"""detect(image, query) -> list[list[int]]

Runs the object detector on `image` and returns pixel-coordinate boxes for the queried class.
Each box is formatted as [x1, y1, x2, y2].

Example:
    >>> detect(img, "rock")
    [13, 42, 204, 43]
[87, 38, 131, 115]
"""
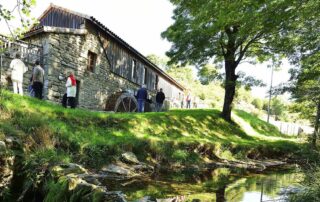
[4, 138, 13, 144]
[157, 195, 186, 202]
[101, 164, 133, 176]
[132, 164, 154, 173]
[47, 174, 127, 202]
[134, 196, 157, 202]
[51, 163, 88, 177]
[0, 141, 6, 152]
[77, 173, 102, 186]
[103, 191, 127, 202]
[121, 152, 140, 164]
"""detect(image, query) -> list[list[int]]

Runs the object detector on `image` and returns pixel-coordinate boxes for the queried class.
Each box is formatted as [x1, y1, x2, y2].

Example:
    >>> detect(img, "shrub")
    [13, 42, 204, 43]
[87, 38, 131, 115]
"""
[252, 98, 263, 110]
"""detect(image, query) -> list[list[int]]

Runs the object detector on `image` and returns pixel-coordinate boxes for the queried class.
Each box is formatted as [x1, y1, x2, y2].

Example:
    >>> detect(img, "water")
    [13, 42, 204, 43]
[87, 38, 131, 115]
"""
[104, 167, 304, 202]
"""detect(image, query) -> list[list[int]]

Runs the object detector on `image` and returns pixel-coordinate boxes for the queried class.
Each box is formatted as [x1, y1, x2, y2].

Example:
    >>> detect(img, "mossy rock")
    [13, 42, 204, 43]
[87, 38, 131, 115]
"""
[51, 163, 87, 177]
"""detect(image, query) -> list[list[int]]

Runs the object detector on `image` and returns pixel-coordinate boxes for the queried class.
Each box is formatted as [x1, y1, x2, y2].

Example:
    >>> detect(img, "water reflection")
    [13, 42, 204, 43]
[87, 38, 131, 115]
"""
[104, 167, 303, 202]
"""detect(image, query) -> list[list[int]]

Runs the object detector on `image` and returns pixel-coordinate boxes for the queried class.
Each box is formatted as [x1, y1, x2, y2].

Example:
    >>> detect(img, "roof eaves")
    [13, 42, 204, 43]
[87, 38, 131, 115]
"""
[89, 17, 185, 91]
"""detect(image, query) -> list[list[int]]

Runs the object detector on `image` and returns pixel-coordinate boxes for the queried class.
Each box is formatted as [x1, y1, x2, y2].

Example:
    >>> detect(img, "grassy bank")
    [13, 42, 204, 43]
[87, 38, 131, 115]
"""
[0, 90, 306, 169]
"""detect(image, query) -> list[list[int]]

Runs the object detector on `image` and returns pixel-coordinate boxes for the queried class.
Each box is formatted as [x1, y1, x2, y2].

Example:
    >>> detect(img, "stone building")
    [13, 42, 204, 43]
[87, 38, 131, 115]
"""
[0, 4, 185, 111]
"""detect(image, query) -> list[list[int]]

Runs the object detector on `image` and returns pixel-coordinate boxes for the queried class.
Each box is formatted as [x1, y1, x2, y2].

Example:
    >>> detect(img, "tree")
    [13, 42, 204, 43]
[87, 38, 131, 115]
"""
[270, 97, 285, 121]
[146, 54, 170, 71]
[162, 0, 311, 122]
[0, 0, 37, 39]
[288, 52, 320, 147]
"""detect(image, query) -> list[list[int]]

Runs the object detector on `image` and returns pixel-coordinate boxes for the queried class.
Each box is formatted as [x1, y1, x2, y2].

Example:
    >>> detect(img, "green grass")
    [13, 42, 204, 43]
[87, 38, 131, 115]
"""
[234, 110, 283, 137]
[0, 90, 305, 169]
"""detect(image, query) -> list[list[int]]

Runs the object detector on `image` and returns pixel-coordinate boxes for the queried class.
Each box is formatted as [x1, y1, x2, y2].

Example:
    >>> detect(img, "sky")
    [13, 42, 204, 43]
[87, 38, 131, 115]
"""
[0, 0, 292, 99]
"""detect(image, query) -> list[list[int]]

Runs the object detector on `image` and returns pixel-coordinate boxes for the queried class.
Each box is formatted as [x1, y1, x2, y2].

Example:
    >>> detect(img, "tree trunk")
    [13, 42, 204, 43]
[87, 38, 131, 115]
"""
[216, 185, 226, 202]
[221, 59, 238, 122]
[221, 26, 239, 122]
[312, 102, 320, 148]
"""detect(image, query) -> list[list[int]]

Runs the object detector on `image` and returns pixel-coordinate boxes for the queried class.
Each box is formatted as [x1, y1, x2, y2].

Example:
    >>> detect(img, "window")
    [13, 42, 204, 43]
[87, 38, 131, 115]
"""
[155, 75, 159, 90]
[87, 51, 97, 72]
[132, 59, 137, 80]
[143, 67, 147, 84]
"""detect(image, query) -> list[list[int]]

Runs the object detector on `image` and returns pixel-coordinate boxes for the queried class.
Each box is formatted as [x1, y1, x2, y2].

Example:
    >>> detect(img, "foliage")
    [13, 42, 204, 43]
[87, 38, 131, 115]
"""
[290, 166, 320, 202]
[198, 64, 220, 85]
[252, 98, 263, 110]
[270, 97, 286, 121]
[0, 0, 37, 39]
[162, 0, 316, 121]
[146, 54, 170, 71]
[235, 87, 253, 104]
[286, 51, 320, 146]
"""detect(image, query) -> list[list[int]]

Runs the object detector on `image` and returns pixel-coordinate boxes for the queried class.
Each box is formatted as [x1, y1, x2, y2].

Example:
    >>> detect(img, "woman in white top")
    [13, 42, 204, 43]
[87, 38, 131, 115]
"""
[9, 53, 27, 95]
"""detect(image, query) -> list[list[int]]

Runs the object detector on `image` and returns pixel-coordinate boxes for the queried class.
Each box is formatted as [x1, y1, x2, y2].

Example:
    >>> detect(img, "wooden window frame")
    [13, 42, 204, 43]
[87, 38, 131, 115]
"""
[143, 67, 147, 85]
[132, 59, 137, 80]
[155, 75, 159, 90]
[87, 51, 97, 72]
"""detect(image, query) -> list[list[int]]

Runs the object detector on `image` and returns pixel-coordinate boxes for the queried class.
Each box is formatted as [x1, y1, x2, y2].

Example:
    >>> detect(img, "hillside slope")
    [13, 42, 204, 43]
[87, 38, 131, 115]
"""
[0, 90, 303, 167]
[0, 90, 310, 201]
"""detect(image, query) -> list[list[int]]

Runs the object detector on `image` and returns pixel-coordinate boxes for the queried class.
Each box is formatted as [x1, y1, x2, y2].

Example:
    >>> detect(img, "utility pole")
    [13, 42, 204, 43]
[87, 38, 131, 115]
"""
[267, 63, 274, 123]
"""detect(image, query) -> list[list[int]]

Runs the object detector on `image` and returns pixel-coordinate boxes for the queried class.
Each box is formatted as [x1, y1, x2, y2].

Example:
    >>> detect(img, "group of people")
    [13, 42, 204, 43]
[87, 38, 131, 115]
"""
[179, 93, 196, 109]
[9, 53, 44, 99]
[8, 53, 77, 108]
[136, 84, 166, 112]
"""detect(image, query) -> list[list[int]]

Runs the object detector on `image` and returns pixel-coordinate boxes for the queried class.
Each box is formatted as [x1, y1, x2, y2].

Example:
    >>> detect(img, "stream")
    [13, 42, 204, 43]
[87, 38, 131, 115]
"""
[103, 167, 304, 202]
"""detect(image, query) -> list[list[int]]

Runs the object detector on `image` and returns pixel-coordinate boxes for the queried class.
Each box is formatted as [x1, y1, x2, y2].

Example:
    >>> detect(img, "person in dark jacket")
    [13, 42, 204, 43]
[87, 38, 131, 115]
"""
[155, 88, 165, 112]
[31, 60, 44, 99]
[137, 84, 148, 112]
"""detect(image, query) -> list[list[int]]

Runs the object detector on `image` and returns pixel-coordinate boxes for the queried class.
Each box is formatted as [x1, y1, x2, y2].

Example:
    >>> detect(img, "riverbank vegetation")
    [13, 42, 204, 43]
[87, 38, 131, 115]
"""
[0, 90, 312, 201]
[0, 90, 305, 167]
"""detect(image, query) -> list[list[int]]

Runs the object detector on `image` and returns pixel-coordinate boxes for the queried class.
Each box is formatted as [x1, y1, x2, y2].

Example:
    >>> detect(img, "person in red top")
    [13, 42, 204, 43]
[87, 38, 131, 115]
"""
[63, 71, 77, 108]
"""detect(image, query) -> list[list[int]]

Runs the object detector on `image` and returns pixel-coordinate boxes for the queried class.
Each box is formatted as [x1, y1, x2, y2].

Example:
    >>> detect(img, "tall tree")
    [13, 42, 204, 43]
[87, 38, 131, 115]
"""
[162, 0, 310, 121]
[282, 1, 320, 147]
[288, 52, 320, 147]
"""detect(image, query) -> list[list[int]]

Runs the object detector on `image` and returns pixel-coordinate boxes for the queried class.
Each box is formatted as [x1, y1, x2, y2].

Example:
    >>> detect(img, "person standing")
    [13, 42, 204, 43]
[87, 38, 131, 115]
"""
[9, 53, 27, 95]
[137, 84, 148, 112]
[65, 71, 77, 109]
[180, 93, 184, 108]
[31, 60, 44, 99]
[155, 88, 165, 112]
[186, 93, 191, 109]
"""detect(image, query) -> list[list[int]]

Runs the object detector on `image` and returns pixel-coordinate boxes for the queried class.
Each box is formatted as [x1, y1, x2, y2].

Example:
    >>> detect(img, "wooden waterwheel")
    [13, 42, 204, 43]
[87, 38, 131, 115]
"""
[105, 91, 138, 112]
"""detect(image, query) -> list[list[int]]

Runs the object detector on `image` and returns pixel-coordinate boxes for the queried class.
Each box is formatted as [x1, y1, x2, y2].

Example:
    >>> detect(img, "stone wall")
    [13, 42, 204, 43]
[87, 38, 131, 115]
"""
[0, 55, 36, 95]
[38, 28, 144, 110]
[0, 34, 45, 95]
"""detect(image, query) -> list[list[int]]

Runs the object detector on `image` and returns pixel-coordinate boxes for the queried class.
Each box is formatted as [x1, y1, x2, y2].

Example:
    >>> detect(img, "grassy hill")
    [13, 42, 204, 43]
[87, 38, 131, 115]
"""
[0, 90, 305, 170]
